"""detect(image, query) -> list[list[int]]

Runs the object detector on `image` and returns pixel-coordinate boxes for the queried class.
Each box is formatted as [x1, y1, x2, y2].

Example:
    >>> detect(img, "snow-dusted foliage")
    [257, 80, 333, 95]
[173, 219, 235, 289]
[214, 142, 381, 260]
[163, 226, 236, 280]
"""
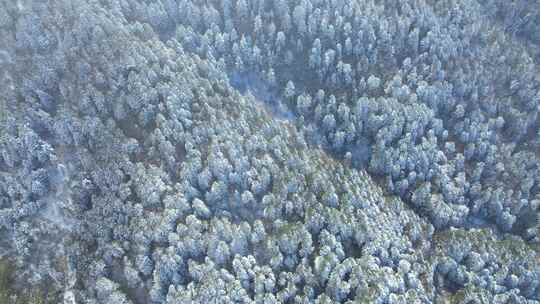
[0, 0, 538, 303]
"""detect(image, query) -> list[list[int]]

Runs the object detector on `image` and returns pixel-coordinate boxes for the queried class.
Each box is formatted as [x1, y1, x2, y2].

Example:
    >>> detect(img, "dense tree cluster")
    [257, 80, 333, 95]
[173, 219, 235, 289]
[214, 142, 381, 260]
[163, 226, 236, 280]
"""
[150, 0, 540, 237]
[0, 0, 538, 303]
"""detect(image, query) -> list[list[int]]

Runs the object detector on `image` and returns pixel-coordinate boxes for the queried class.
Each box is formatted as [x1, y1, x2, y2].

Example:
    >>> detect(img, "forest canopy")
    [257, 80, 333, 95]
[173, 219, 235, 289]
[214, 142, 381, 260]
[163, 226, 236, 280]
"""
[0, 0, 539, 303]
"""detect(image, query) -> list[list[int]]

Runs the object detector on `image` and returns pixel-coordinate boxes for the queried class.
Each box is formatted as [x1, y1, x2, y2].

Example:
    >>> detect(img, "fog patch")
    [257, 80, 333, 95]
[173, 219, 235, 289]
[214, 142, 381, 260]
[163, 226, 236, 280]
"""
[349, 136, 372, 169]
[229, 71, 294, 121]
[40, 164, 76, 231]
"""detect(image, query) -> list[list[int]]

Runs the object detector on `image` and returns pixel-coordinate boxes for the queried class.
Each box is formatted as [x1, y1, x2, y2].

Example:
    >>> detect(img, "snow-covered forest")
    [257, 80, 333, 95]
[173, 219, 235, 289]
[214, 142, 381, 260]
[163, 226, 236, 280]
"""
[0, 0, 539, 303]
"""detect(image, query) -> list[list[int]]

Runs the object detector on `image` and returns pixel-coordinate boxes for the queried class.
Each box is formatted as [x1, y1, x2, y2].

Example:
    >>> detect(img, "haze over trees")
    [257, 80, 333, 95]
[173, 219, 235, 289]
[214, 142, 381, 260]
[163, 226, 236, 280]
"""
[0, 0, 539, 303]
